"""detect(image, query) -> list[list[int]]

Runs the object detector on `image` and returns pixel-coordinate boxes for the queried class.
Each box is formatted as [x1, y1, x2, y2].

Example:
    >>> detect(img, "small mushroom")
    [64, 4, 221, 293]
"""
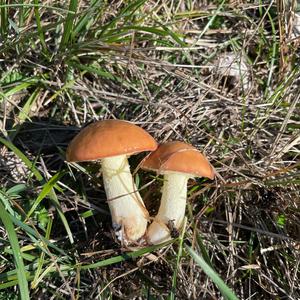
[141, 141, 214, 245]
[66, 120, 157, 243]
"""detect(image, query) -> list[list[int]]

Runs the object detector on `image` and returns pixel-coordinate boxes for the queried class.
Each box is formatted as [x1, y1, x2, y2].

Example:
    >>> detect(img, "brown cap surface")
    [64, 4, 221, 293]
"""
[66, 120, 157, 162]
[141, 141, 214, 179]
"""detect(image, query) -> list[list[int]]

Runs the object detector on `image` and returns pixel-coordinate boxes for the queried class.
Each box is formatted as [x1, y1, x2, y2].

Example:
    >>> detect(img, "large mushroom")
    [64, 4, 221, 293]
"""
[141, 141, 214, 245]
[66, 120, 157, 243]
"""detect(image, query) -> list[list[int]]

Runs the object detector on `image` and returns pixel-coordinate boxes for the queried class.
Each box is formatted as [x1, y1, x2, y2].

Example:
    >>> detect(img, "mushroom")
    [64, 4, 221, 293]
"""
[66, 120, 157, 243]
[141, 141, 214, 244]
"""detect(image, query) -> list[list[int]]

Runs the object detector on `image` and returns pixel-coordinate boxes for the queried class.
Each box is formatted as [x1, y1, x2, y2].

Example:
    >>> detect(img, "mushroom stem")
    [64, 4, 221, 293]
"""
[101, 155, 149, 242]
[147, 173, 189, 244]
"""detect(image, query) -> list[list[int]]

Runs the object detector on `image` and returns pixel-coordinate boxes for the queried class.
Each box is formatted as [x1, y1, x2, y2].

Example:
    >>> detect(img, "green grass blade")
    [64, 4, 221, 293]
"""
[9, 87, 41, 141]
[9, 213, 67, 256]
[198, 0, 225, 39]
[157, 22, 186, 47]
[4, 248, 36, 262]
[17, 87, 40, 122]
[27, 171, 66, 219]
[7, 184, 27, 195]
[0, 189, 20, 218]
[0, 0, 8, 38]
[0, 201, 30, 299]
[98, 0, 146, 37]
[195, 232, 213, 268]
[18, 0, 24, 27]
[80, 240, 175, 270]
[31, 218, 53, 289]
[33, 0, 48, 53]
[1, 78, 38, 98]
[168, 218, 186, 300]
[69, 62, 116, 79]
[72, 0, 103, 37]
[59, 0, 78, 51]
[101, 25, 171, 39]
[47, 188, 74, 244]
[0, 261, 72, 289]
[187, 203, 213, 267]
[186, 246, 239, 300]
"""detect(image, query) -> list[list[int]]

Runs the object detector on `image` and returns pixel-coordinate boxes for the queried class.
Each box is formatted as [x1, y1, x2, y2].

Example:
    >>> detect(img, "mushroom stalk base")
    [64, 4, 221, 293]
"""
[101, 155, 149, 242]
[147, 173, 188, 244]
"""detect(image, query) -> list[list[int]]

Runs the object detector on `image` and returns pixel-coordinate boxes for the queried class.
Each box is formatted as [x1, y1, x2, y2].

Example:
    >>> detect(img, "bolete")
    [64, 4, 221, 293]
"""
[141, 141, 214, 244]
[66, 120, 157, 243]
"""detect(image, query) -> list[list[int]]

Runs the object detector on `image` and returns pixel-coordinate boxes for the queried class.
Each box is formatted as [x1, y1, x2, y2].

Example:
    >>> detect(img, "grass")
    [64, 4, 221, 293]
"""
[0, 201, 29, 299]
[0, 0, 300, 299]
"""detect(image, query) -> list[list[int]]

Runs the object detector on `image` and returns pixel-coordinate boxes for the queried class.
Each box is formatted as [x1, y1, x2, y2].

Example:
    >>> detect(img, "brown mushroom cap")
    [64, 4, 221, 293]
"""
[141, 141, 215, 179]
[66, 120, 157, 162]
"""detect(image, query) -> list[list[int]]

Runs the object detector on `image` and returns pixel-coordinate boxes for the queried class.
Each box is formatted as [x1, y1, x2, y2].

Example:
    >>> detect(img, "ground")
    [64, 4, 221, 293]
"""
[0, 1, 299, 299]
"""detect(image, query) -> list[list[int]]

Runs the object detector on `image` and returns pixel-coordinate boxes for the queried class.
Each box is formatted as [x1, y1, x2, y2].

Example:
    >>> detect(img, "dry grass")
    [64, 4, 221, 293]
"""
[0, 0, 299, 299]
